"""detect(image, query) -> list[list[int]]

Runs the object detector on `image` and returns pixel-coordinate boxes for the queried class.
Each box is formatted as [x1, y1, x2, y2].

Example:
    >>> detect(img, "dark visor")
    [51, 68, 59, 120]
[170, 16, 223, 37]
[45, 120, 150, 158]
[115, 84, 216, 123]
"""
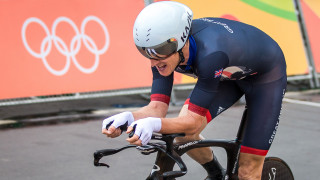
[136, 38, 178, 60]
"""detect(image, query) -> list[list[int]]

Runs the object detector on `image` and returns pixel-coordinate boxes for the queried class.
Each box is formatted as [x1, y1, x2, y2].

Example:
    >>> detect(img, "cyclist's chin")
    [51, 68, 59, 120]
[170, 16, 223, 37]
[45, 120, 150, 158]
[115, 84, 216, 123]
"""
[158, 69, 173, 77]
[155, 65, 173, 77]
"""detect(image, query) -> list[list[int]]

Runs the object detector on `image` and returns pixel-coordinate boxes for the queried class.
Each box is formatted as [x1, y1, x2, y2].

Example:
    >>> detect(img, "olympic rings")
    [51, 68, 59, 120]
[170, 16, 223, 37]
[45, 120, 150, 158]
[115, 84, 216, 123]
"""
[21, 16, 110, 76]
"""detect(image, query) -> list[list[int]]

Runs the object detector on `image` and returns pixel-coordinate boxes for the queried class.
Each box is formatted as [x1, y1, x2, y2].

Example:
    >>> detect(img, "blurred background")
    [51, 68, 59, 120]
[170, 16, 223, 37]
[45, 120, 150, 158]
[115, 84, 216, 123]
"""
[0, 0, 319, 179]
[0, 0, 319, 118]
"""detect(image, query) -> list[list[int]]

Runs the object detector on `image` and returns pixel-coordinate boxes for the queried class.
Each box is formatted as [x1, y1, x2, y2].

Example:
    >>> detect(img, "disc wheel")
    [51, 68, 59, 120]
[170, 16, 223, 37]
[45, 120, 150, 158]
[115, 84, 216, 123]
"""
[262, 157, 294, 180]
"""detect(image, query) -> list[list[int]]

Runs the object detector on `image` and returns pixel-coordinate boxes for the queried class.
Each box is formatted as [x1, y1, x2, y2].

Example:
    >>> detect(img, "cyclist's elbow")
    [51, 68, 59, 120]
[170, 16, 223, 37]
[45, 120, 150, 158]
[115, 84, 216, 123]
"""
[186, 126, 201, 135]
[184, 116, 204, 135]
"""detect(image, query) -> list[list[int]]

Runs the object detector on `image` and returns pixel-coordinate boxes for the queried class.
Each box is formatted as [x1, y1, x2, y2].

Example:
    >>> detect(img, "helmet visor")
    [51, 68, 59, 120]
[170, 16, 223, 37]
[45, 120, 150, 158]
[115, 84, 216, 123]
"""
[136, 38, 178, 60]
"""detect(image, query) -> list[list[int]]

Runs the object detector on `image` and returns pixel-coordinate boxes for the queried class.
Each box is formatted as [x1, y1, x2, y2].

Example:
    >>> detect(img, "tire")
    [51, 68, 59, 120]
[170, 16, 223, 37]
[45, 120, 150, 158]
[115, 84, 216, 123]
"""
[262, 157, 294, 180]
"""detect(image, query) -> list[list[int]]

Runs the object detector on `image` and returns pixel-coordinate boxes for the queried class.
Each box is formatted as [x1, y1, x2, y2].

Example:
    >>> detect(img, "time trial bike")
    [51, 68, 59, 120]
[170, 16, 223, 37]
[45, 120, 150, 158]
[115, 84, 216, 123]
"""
[93, 108, 294, 180]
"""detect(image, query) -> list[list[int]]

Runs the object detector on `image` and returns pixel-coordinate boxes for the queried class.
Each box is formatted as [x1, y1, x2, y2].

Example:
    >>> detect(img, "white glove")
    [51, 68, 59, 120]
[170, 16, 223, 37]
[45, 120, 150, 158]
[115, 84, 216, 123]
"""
[129, 117, 162, 145]
[102, 111, 134, 131]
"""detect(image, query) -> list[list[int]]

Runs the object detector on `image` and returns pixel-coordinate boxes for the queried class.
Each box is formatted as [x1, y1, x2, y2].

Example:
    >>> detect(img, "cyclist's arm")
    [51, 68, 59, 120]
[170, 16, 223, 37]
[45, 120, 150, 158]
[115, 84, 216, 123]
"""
[103, 66, 173, 138]
[159, 109, 204, 135]
[131, 66, 174, 120]
[126, 110, 204, 145]
[132, 100, 169, 120]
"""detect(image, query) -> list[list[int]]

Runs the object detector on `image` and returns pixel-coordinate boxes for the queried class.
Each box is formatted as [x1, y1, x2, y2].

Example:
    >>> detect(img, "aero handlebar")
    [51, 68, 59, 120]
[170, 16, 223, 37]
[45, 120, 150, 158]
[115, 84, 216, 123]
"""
[94, 128, 187, 179]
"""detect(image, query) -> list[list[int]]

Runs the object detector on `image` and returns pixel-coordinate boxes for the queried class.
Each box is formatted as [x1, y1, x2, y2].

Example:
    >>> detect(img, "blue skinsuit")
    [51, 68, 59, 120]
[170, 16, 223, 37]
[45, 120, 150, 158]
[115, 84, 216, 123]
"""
[150, 18, 287, 155]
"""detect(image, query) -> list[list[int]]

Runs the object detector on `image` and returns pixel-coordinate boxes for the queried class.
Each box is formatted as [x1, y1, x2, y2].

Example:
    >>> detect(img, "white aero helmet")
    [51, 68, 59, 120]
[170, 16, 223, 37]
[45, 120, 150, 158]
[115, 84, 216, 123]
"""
[133, 1, 193, 60]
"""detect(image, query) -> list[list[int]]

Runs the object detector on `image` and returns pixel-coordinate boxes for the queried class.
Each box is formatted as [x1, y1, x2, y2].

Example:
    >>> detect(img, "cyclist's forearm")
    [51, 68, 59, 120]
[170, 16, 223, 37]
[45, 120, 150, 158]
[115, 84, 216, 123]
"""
[132, 101, 168, 120]
[159, 111, 204, 135]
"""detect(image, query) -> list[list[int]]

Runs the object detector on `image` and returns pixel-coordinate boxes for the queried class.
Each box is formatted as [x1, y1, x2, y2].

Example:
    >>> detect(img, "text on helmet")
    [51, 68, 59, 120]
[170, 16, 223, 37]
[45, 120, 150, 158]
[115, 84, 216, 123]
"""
[181, 11, 192, 43]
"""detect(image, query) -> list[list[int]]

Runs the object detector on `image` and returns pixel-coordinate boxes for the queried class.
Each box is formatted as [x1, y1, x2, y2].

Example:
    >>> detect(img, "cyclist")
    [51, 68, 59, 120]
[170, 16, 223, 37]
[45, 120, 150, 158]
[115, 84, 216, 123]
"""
[102, 1, 287, 180]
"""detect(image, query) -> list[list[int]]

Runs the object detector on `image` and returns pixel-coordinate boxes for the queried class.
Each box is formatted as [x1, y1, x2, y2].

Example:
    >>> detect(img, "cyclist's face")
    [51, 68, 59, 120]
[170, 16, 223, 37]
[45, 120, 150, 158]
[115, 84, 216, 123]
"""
[150, 52, 180, 76]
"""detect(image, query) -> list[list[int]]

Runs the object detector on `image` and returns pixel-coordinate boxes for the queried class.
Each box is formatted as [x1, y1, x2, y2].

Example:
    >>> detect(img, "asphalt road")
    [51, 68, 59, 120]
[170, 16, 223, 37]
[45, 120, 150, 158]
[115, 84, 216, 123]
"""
[0, 93, 319, 180]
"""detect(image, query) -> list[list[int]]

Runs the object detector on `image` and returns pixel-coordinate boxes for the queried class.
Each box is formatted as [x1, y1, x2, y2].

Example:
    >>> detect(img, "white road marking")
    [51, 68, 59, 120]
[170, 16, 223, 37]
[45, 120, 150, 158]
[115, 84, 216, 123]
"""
[283, 98, 320, 107]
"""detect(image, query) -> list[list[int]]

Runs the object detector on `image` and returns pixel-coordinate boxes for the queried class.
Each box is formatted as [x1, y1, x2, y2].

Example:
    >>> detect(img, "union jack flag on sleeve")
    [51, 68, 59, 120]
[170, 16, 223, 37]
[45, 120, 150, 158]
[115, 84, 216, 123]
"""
[214, 68, 223, 78]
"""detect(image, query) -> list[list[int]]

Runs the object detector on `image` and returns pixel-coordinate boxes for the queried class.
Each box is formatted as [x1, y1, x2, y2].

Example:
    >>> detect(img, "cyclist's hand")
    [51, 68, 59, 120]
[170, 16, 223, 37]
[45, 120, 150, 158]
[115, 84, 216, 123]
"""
[102, 112, 134, 138]
[126, 117, 162, 146]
